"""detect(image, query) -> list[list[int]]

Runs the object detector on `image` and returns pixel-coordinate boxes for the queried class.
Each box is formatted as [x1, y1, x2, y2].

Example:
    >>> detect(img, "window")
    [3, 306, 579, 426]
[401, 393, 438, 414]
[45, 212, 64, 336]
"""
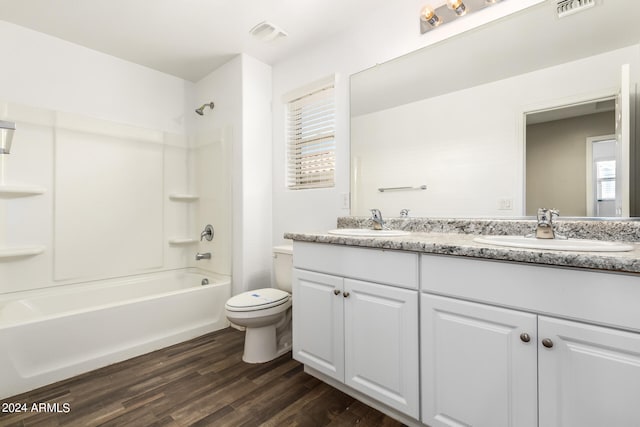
[285, 78, 335, 190]
[596, 159, 616, 201]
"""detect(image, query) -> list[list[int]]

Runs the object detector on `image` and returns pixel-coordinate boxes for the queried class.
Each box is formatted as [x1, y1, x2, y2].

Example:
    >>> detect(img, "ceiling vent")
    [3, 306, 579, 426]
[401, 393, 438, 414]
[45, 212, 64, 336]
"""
[557, 0, 595, 18]
[249, 21, 288, 43]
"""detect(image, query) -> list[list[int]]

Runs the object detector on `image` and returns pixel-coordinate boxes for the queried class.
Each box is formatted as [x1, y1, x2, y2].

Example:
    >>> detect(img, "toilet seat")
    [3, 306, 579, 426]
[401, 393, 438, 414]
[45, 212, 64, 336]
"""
[225, 288, 290, 312]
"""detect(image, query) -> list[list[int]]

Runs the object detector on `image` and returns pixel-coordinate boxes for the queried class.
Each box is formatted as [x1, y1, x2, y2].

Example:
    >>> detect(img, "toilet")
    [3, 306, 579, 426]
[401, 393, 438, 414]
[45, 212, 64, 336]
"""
[225, 245, 293, 363]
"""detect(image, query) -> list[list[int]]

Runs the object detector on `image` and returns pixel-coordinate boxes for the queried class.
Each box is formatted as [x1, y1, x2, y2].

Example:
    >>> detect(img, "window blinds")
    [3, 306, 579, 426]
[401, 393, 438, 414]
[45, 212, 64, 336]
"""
[286, 82, 335, 190]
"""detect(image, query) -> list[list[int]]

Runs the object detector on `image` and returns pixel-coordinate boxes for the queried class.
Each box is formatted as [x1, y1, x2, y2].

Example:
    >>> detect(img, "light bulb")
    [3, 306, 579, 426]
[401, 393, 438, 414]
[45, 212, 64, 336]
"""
[420, 5, 442, 27]
[447, 0, 467, 16]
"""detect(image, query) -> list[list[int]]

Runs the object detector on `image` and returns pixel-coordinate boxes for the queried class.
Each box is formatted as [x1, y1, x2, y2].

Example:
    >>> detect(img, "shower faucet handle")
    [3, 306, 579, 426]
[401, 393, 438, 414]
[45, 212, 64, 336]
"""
[200, 224, 214, 241]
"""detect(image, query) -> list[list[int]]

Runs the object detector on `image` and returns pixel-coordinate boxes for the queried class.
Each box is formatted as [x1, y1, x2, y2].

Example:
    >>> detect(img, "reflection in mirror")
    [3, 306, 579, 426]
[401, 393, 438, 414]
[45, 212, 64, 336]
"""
[350, 0, 640, 219]
[525, 98, 617, 217]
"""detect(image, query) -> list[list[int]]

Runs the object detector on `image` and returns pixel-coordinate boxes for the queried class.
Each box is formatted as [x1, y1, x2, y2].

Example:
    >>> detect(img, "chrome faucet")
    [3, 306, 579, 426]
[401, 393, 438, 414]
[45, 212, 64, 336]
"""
[370, 209, 385, 230]
[195, 252, 211, 261]
[200, 224, 214, 241]
[534, 208, 565, 239]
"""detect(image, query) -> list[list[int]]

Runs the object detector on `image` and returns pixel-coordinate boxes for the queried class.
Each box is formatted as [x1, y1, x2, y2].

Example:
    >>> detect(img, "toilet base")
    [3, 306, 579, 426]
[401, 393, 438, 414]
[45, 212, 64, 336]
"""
[243, 324, 276, 363]
[243, 324, 291, 363]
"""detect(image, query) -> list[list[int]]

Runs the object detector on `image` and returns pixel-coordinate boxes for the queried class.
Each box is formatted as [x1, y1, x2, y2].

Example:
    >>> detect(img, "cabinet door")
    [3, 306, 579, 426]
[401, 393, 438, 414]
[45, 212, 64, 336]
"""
[539, 316, 640, 427]
[344, 279, 419, 418]
[421, 294, 537, 427]
[292, 269, 344, 381]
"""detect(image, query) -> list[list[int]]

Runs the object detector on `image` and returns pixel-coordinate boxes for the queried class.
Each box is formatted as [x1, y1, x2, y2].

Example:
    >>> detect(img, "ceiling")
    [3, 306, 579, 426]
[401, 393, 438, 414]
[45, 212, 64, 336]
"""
[0, 0, 389, 82]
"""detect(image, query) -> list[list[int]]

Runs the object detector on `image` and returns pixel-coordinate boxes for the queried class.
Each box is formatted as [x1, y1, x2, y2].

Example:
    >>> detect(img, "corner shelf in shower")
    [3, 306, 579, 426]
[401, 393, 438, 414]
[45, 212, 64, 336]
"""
[0, 184, 46, 198]
[168, 193, 199, 202]
[0, 245, 45, 259]
[168, 238, 199, 245]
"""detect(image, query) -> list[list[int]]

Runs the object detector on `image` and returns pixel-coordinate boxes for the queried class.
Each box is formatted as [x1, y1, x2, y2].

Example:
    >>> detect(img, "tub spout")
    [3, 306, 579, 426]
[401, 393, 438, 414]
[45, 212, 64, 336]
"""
[195, 252, 211, 261]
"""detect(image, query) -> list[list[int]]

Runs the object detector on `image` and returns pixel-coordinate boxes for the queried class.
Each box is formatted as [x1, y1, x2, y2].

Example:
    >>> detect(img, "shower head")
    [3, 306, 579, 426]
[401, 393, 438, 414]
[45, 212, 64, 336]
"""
[195, 102, 215, 116]
[0, 120, 16, 155]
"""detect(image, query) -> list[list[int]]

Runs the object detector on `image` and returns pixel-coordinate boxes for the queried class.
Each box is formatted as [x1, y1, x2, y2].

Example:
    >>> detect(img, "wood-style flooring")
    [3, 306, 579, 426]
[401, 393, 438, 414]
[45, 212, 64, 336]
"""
[0, 328, 404, 427]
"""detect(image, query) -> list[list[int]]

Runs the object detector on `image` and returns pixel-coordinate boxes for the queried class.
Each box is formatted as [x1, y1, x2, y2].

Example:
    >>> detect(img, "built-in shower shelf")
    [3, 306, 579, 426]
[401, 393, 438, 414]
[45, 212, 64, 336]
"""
[0, 245, 45, 259]
[0, 184, 46, 198]
[168, 238, 199, 245]
[168, 193, 199, 202]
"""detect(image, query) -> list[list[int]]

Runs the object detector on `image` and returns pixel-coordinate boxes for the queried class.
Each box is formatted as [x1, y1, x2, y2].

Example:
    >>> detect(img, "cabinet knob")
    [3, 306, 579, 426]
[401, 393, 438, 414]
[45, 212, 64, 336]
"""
[333, 289, 341, 296]
[343, 292, 350, 298]
[520, 333, 531, 343]
[542, 338, 554, 348]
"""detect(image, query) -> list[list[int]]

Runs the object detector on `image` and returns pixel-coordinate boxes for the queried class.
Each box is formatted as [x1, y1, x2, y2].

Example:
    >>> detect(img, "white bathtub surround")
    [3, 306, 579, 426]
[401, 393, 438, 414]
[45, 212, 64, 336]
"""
[0, 270, 230, 399]
[0, 102, 212, 294]
[189, 125, 233, 276]
[54, 119, 165, 281]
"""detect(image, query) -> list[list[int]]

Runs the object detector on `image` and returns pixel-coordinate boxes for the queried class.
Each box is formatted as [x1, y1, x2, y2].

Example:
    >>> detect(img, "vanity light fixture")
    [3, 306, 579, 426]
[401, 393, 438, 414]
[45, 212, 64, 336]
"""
[420, 0, 504, 34]
[420, 5, 442, 27]
[447, 0, 467, 16]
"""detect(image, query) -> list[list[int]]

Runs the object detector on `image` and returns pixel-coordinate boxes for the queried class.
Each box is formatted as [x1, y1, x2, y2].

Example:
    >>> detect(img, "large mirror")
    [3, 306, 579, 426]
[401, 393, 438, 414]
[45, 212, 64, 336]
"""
[350, 0, 639, 219]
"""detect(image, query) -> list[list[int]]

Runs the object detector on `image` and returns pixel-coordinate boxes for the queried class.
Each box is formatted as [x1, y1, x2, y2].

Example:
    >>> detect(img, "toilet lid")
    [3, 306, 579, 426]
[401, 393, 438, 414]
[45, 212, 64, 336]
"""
[225, 288, 290, 312]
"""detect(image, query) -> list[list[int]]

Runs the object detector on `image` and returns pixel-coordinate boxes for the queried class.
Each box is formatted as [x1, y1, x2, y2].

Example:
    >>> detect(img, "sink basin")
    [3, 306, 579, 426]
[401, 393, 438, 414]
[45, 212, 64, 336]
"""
[473, 235, 634, 252]
[328, 229, 410, 237]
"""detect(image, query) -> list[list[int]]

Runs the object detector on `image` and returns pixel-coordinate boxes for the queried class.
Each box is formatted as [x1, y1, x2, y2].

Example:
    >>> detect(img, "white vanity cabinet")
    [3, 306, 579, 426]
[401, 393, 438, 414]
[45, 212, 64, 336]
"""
[292, 242, 420, 419]
[292, 269, 344, 380]
[421, 254, 640, 427]
[538, 316, 640, 427]
[421, 293, 538, 427]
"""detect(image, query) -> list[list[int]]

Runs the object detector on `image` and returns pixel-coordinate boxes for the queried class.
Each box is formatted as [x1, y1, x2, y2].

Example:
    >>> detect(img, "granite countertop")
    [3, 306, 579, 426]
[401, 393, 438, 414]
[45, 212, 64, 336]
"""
[284, 217, 640, 275]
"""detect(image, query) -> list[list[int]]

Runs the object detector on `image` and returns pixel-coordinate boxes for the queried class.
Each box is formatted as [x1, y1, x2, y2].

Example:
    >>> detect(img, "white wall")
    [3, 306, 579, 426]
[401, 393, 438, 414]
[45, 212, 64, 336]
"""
[271, 0, 544, 244]
[0, 20, 190, 134]
[240, 55, 273, 292]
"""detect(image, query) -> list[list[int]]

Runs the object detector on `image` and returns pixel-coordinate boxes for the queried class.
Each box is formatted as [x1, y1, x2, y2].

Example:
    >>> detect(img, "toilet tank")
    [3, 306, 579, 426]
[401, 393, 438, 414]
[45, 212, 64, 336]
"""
[273, 245, 293, 293]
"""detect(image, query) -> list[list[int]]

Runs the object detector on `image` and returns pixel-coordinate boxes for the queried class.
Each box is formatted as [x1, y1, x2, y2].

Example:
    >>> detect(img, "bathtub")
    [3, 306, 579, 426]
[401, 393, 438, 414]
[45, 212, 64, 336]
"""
[0, 269, 230, 399]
